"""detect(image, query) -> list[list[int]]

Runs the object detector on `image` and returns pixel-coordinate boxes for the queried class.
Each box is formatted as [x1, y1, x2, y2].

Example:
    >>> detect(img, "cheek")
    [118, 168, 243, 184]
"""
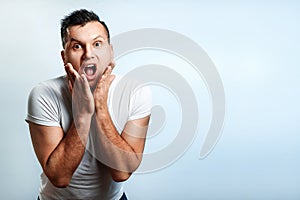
[95, 48, 112, 63]
[66, 53, 81, 69]
[67, 52, 80, 61]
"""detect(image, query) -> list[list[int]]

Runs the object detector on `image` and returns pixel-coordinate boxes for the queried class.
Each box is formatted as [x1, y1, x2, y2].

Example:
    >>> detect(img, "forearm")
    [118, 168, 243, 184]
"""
[91, 67, 147, 181]
[44, 118, 91, 187]
[93, 112, 141, 181]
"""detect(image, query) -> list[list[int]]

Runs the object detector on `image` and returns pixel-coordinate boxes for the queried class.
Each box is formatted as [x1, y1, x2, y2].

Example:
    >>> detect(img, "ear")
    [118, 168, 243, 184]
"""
[109, 44, 115, 68]
[61, 50, 66, 64]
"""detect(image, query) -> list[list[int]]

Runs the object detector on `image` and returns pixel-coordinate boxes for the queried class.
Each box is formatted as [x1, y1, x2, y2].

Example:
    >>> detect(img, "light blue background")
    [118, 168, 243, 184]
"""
[1, 0, 299, 199]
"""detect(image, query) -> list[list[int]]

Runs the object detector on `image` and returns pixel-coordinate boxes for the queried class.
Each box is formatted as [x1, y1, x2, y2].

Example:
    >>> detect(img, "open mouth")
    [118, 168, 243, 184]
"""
[84, 64, 96, 76]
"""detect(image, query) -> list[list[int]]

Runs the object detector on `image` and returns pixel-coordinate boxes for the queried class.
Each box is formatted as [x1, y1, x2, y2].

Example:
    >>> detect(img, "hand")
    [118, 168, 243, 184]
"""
[65, 63, 76, 92]
[94, 66, 115, 114]
[65, 63, 95, 119]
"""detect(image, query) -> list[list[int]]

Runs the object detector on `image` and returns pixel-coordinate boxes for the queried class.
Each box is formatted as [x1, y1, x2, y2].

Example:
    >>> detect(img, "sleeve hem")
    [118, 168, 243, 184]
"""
[25, 115, 61, 127]
[127, 111, 151, 121]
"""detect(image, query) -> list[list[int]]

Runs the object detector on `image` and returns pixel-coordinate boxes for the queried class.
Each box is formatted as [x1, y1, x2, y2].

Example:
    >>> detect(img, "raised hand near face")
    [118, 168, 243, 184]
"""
[93, 66, 115, 115]
[65, 63, 95, 119]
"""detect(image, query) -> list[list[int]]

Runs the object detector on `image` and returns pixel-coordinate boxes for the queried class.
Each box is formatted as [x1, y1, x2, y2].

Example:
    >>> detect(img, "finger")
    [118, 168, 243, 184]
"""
[70, 65, 80, 79]
[73, 73, 84, 93]
[106, 65, 112, 75]
[65, 63, 79, 85]
[107, 74, 115, 86]
[102, 66, 113, 84]
[81, 74, 91, 93]
[102, 74, 106, 80]
[94, 82, 103, 100]
[65, 63, 75, 85]
[94, 75, 103, 95]
[109, 61, 115, 69]
[102, 65, 112, 77]
[94, 66, 112, 95]
[68, 80, 73, 93]
[65, 64, 73, 84]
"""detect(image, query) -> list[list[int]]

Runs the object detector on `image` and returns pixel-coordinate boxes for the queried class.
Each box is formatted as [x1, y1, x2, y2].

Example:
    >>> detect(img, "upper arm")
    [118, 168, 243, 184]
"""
[121, 115, 150, 155]
[28, 122, 64, 169]
[122, 81, 152, 154]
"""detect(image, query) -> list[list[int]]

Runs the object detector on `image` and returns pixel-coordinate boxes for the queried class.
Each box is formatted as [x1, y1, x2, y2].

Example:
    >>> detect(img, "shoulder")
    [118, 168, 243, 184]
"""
[27, 76, 71, 111]
[29, 76, 69, 99]
[110, 74, 151, 96]
[26, 76, 70, 126]
[109, 74, 152, 120]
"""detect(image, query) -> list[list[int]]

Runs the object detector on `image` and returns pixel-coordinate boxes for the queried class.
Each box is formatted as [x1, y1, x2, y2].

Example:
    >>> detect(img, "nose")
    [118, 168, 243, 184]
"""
[83, 45, 94, 60]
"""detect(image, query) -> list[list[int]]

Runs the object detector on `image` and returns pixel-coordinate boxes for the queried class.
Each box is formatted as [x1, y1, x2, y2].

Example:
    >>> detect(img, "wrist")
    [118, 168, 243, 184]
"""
[95, 106, 109, 118]
[74, 113, 92, 127]
[95, 110, 113, 129]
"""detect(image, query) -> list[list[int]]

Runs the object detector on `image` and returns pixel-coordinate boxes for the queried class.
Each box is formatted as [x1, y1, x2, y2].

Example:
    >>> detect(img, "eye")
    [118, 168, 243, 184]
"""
[94, 41, 102, 47]
[72, 43, 82, 50]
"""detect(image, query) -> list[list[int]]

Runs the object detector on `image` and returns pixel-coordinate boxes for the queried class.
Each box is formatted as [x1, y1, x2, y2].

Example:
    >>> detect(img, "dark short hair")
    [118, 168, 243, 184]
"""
[60, 9, 110, 48]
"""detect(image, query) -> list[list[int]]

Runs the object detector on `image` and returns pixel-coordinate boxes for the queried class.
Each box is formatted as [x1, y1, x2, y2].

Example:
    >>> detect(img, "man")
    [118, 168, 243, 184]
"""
[26, 9, 151, 200]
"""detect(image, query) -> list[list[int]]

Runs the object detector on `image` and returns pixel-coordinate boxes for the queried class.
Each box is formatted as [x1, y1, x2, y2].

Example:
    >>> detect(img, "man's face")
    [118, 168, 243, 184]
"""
[61, 21, 114, 89]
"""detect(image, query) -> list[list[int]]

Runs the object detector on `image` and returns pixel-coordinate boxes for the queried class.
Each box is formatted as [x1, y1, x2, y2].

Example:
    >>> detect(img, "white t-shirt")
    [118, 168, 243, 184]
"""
[26, 74, 152, 200]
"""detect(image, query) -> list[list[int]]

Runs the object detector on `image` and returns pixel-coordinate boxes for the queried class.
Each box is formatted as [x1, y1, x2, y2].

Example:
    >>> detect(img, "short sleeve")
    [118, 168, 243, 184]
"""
[128, 85, 152, 121]
[25, 84, 61, 127]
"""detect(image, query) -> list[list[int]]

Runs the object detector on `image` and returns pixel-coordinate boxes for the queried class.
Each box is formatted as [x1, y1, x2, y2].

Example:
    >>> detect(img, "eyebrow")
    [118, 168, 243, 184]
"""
[70, 35, 106, 43]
